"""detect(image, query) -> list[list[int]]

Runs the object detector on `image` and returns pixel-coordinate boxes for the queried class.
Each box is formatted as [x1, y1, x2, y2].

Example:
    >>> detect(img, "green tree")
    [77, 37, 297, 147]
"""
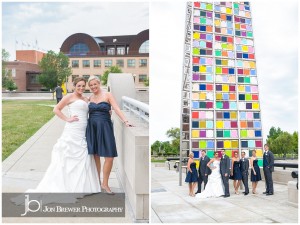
[270, 132, 294, 158]
[5, 79, 18, 91]
[151, 140, 161, 156]
[2, 49, 10, 88]
[292, 131, 298, 153]
[101, 66, 122, 86]
[144, 77, 149, 86]
[266, 126, 283, 144]
[166, 127, 180, 155]
[38, 50, 72, 92]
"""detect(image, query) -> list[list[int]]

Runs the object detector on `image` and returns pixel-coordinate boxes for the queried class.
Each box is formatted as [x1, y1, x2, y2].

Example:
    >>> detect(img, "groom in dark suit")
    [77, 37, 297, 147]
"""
[240, 151, 249, 195]
[196, 150, 210, 194]
[220, 149, 231, 197]
[263, 144, 274, 195]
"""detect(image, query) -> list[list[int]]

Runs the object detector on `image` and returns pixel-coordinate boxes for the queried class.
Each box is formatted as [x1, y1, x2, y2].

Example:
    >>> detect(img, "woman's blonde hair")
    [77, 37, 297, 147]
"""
[189, 152, 194, 158]
[88, 75, 101, 85]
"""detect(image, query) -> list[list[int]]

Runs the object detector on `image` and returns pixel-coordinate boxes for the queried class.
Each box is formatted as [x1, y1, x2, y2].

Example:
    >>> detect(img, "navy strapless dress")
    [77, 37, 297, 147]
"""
[251, 159, 262, 181]
[230, 161, 242, 180]
[185, 162, 198, 183]
[86, 102, 118, 157]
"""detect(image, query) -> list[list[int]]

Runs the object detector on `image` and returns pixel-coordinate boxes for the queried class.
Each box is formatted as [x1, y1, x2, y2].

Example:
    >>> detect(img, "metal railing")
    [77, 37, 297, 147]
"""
[273, 162, 298, 170]
[122, 96, 149, 123]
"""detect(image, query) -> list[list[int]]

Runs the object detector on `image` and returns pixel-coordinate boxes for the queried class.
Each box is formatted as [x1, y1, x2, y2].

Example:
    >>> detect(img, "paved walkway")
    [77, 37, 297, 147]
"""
[2, 108, 133, 223]
[151, 164, 298, 223]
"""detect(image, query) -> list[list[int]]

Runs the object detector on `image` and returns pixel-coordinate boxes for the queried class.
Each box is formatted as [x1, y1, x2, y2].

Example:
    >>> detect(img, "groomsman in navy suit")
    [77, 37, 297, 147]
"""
[240, 151, 249, 195]
[263, 144, 274, 195]
[196, 150, 210, 194]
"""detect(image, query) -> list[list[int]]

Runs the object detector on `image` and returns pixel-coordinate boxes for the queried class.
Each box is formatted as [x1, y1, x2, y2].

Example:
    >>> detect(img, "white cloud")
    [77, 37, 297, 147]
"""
[2, 2, 149, 60]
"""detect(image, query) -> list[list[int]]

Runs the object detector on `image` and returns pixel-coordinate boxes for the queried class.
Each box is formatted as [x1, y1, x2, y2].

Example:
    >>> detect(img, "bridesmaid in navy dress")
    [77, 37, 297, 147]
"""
[250, 150, 262, 194]
[86, 76, 132, 194]
[185, 152, 198, 197]
[230, 151, 242, 194]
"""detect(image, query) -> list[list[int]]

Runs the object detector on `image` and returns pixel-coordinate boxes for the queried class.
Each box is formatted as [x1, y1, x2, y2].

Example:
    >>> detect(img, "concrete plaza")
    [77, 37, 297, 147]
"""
[151, 163, 298, 223]
[2, 107, 134, 223]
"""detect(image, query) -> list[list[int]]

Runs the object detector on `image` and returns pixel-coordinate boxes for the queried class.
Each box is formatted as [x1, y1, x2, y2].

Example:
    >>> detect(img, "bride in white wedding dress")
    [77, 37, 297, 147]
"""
[196, 152, 224, 198]
[27, 77, 100, 193]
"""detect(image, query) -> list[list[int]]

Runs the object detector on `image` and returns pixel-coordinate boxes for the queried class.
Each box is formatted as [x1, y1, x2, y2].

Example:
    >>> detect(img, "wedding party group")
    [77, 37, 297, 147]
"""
[185, 144, 275, 198]
[24, 76, 132, 195]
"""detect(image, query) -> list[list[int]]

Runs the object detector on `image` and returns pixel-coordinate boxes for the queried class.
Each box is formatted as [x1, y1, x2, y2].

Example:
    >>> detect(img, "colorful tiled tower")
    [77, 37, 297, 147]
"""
[180, 1, 263, 184]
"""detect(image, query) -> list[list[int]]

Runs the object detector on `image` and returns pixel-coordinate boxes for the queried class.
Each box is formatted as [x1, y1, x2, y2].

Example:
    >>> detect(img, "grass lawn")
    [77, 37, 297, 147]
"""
[2, 100, 57, 161]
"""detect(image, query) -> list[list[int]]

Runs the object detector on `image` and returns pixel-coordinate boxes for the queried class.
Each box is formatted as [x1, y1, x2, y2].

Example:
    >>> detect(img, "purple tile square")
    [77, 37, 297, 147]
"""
[223, 101, 229, 109]
[200, 130, 206, 137]
[193, 74, 200, 81]
[246, 103, 252, 109]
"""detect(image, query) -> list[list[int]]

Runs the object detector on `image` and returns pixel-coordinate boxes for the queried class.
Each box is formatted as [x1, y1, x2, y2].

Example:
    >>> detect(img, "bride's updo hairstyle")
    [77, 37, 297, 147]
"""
[73, 77, 86, 86]
[88, 76, 101, 85]
[189, 152, 194, 158]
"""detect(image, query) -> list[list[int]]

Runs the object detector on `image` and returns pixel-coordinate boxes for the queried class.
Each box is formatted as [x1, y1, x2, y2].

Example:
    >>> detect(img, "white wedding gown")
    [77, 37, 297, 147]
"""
[195, 160, 224, 198]
[28, 99, 101, 193]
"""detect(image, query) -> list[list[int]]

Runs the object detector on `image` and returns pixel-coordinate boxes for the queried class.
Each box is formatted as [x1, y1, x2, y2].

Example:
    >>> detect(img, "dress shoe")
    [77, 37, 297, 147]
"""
[244, 192, 249, 195]
[263, 191, 268, 194]
[224, 195, 230, 198]
[266, 193, 273, 196]
[195, 191, 201, 194]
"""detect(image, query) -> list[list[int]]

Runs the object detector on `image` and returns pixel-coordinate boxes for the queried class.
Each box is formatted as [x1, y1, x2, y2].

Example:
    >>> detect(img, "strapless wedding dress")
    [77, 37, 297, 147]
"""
[26, 99, 101, 193]
[196, 160, 224, 198]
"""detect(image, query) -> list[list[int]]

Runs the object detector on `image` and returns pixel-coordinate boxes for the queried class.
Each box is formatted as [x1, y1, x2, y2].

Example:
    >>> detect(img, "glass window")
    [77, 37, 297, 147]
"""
[107, 47, 115, 55]
[104, 60, 113, 67]
[139, 40, 149, 53]
[139, 59, 147, 67]
[117, 47, 125, 55]
[82, 60, 90, 68]
[72, 75, 79, 82]
[29, 74, 38, 84]
[139, 74, 147, 83]
[72, 60, 79, 68]
[93, 60, 101, 67]
[82, 75, 90, 81]
[70, 43, 89, 54]
[127, 59, 135, 67]
[116, 59, 124, 67]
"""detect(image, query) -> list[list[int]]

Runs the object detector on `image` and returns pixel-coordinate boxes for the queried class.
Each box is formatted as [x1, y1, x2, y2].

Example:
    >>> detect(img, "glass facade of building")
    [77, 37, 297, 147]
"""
[189, 1, 263, 165]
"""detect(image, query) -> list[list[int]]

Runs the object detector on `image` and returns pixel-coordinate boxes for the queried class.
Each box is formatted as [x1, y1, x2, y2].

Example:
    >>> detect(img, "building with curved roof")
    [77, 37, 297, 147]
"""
[60, 29, 149, 90]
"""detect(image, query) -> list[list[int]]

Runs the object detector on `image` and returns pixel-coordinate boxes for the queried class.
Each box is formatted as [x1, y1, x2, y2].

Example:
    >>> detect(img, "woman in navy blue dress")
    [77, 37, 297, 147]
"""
[230, 151, 242, 194]
[185, 152, 198, 196]
[86, 76, 132, 194]
[250, 150, 262, 194]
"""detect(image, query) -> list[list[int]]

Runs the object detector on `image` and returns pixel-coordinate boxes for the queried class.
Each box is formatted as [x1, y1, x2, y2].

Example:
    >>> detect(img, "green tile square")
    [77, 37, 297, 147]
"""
[241, 130, 248, 138]
[207, 150, 214, 158]
[244, 77, 250, 83]
[199, 141, 206, 149]
[200, 17, 206, 24]
[215, 50, 221, 56]
[247, 32, 253, 38]
[224, 130, 231, 138]
[234, 3, 239, 8]
[216, 101, 223, 109]
[216, 67, 222, 74]
[257, 159, 263, 167]
[225, 150, 231, 157]
[193, 48, 200, 55]
[206, 3, 213, 10]
[245, 94, 252, 100]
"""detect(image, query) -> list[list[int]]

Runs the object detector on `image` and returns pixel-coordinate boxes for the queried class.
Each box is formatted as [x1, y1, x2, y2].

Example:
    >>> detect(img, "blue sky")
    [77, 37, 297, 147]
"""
[2, 2, 149, 60]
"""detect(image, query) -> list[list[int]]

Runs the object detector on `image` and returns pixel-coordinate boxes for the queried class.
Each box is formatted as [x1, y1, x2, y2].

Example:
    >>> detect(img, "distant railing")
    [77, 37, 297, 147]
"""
[274, 162, 298, 170]
[122, 96, 149, 123]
